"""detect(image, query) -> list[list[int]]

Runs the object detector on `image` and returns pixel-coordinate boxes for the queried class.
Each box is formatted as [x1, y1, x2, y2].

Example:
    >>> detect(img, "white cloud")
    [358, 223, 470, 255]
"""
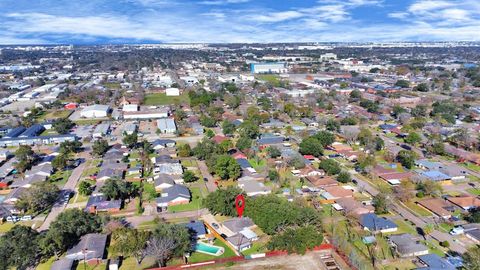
[200, 0, 250, 5]
[408, 0, 454, 13]
[248, 11, 304, 23]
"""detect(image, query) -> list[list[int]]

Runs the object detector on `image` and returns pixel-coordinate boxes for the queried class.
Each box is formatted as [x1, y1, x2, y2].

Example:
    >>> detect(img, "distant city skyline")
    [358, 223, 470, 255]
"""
[1, 0, 480, 44]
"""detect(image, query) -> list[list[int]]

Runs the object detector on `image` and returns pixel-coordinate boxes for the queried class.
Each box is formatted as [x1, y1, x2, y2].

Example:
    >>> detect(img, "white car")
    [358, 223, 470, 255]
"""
[6, 216, 19, 222]
[20, 215, 32, 221]
[450, 226, 464, 235]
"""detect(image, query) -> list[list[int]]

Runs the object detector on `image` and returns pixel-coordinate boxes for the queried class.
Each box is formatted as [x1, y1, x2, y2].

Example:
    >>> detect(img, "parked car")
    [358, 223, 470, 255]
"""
[450, 226, 464, 235]
[6, 216, 19, 222]
[20, 215, 32, 221]
[212, 223, 219, 229]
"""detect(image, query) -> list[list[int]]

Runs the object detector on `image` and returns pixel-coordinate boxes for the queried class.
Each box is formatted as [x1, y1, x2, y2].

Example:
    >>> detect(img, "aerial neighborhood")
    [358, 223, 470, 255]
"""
[0, 42, 480, 270]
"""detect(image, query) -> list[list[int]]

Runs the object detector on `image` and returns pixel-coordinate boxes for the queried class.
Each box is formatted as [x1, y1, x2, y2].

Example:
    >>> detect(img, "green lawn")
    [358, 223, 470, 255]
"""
[143, 183, 157, 202]
[38, 110, 73, 121]
[187, 239, 236, 263]
[241, 241, 267, 256]
[49, 170, 73, 187]
[248, 158, 266, 170]
[255, 74, 288, 87]
[0, 221, 36, 233]
[404, 201, 432, 217]
[438, 223, 454, 233]
[168, 187, 203, 212]
[36, 257, 55, 270]
[119, 256, 157, 270]
[467, 188, 480, 196]
[144, 93, 190, 106]
[103, 82, 121, 89]
[394, 219, 417, 235]
[74, 119, 102, 126]
[463, 162, 480, 173]
[181, 159, 198, 168]
[76, 262, 107, 270]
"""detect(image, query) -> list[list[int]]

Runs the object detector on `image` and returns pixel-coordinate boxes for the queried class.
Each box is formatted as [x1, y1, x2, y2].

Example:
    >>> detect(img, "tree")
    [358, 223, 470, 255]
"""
[92, 139, 109, 157]
[59, 140, 82, 154]
[395, 79, 410, 88]
[326, 119, 340, 132]
[267, 226, 323, 255]
[428, 142, 445, 155]
[396, 150, 417, 169]
[100, 178, 135, 200]
[267, 146, 281, 158]
[417, 180, 443, 198]
[111, 227, 150, 265]
[288, 156, 306, 169]
[319, 159, 341, 175]
[313, 131, 335, 147]
[244, 195, 321, 235]
[372, 194, 389, 214]
[41, 209, 102, 258]
[52, 153, 68, 170]
[393, 181, 415, 202]
[463, 246, 480, 270]
[405, 132, 422, 145]
[222, 120, 236, 135]
[0, 225, 41, 269]
[268, 170, 280, 182]
[205, 129, 215, 138]
[146, 223, 192, 267]
[78, 181, 93, 196]
[214, 155, 241, 180]
[53, 118, 75, 134]
[15, 182, 59, 214]
[204, 186, 243, 216]
[337, 171, 351, 183]
[349, 89, 361, 99]
[299, 137, 324, 157]
[374, 137, 384, 151]
[193, 138, 217, 160]
[177, 144, 192, 157]
[357, 154, 376, 172]
[14, 145, 35, 172]
[236, 136, 252, 151]
[414, 83, 429, 92]
[238, 120, 260, 139]
[123, 132, 138, 149]
[411, 105, 427, 117]
[183, 170, 198, 183]
[392, 105, 407, 118]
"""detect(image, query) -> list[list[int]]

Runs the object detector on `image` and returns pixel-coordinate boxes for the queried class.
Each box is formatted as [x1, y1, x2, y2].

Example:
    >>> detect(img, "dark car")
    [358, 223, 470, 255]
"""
[212, 223, 219, 229]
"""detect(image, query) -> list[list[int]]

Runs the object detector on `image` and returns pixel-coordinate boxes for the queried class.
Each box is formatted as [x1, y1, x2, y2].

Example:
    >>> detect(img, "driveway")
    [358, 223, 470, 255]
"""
[198, 160, 217, 192]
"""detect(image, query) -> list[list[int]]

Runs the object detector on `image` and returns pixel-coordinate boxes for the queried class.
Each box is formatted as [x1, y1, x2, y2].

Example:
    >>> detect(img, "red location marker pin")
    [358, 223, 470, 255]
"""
[235, 194, 245, 217]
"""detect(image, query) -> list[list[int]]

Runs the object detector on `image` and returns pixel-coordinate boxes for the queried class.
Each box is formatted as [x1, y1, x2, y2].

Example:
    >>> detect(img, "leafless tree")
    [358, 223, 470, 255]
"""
[146, 236, 177, 268]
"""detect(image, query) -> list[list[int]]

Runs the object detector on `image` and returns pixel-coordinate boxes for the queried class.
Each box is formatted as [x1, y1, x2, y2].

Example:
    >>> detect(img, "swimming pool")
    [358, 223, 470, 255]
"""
[195, 242, 224, 256]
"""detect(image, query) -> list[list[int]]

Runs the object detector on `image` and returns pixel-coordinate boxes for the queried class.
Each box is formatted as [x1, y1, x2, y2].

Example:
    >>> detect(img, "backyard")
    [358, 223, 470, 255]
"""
[167, 186, 205, 213]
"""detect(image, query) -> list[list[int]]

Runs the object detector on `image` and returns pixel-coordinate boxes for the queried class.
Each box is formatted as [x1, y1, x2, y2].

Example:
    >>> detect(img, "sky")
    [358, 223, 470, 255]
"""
[1, 0, 480, 44]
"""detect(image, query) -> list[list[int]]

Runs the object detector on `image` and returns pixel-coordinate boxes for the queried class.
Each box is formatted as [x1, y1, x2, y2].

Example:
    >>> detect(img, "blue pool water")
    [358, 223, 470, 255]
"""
[195, 242, 221, 255]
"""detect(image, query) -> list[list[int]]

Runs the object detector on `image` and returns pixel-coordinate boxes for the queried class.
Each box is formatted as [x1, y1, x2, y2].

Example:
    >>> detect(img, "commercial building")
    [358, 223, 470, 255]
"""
[0, 134, 77, 147]
[165, 87, 180, 96]
[250, 62, 287, 74]
[80, 105, 110, 118]
[123, 108, 169, 120]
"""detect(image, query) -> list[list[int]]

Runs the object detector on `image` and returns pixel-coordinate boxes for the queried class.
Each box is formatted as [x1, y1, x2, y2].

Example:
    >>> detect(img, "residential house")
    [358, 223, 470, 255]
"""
[388, 234, 429, 258]
[156, 118, 176, 134]
[416, 254, 456, 270]
[183, 220, 207, 239]
[418, 198, 454, 219]
[321, 186, 354, 201]
[51, 259, 74, 270]
[223, 217, 255, 234]
[359, 213, 398, 234]
[334, 197, 374, 218]
[419, 170, 452, 185]
[226, 233, 252, 252]
[86, 195, 121, 214]
[65, 233, 107, 264]
[156, 184, 191, 211]
[237, 177, 271, 196]
[305, 175, 338, 188]
[446, 195, 480, 211]
[154, 174, 176, 191]
[152, 139, 176, 149]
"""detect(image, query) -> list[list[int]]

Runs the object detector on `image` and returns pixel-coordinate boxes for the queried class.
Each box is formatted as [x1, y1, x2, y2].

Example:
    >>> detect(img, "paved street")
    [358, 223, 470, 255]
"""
[38, 161, 87, 231]
[351, 172, 467, 253]
[125, 208, 209, 227]
[198, 160, 218, 192]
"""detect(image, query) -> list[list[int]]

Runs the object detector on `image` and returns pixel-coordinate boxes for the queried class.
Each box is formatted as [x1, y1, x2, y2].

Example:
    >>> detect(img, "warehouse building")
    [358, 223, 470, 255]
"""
[250, 62, 287, 74]
[80, 105, 110, 118]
